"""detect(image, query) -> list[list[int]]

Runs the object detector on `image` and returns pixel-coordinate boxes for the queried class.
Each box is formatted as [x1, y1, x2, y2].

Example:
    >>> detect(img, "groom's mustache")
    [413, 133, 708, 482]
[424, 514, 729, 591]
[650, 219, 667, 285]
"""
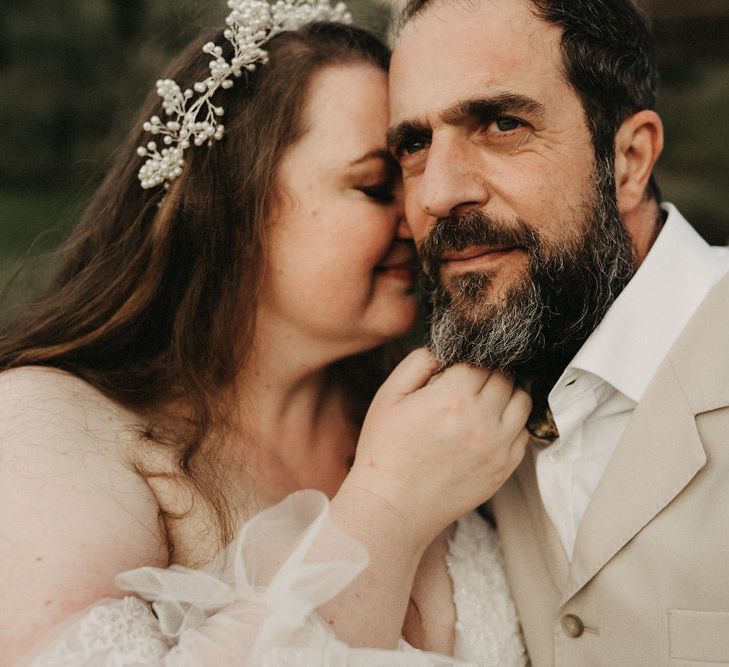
[417, 210, 540, 281]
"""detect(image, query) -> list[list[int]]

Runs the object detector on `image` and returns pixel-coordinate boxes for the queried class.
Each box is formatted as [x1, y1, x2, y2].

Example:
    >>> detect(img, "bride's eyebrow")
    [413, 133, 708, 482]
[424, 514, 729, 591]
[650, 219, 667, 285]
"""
[348, 149, 391, 167]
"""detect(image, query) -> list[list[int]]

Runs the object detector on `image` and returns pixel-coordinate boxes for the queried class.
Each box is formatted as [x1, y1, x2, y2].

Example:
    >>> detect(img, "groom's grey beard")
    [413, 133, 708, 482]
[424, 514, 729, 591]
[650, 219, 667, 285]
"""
[418, 157, 635, 383]
[425, 271, 544, 371]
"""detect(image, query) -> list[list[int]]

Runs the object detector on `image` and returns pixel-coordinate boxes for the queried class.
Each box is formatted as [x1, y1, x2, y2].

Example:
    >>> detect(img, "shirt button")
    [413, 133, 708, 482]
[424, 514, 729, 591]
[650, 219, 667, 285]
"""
[561, 614, 585, 638]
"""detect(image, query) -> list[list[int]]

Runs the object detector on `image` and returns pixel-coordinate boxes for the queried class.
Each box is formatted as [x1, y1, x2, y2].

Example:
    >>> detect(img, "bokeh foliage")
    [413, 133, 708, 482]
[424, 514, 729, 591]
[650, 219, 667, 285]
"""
[646, 0, 729, 245]
[0, 0, 387, 312]
[0, 0, 727, 315]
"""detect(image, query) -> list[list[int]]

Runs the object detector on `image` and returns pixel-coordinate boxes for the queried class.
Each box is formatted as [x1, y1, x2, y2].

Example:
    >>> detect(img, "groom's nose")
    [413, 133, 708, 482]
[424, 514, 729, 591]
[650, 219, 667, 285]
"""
[411, 133, 491, 236]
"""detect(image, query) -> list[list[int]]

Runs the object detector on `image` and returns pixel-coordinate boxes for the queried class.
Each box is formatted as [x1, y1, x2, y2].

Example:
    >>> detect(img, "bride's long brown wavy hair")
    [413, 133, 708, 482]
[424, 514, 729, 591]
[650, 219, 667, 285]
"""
[0, 22, 398, 546]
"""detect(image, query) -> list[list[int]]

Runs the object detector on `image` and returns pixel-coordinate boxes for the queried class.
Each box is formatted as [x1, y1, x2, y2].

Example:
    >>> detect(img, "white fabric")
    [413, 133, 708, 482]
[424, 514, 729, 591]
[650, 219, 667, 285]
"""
[23, 490, 526, 666]
[535, 204, 729, 558]
[446, 512, 526, 665]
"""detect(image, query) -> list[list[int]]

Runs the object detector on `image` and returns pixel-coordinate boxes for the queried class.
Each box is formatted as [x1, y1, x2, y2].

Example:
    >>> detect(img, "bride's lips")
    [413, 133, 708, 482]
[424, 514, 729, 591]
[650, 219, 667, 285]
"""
[439, 245, 521, 275]
[375, 250, 418, 282]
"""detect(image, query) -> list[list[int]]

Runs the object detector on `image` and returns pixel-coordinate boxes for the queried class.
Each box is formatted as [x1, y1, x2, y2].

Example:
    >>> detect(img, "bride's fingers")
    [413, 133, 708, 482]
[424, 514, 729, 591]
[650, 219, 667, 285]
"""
[430, 363, 493, 394]
[501, 386, 532, 428]
[507, 428, 530, 469]
[378, 348, 441, 399]
[477, 371, 517, 416]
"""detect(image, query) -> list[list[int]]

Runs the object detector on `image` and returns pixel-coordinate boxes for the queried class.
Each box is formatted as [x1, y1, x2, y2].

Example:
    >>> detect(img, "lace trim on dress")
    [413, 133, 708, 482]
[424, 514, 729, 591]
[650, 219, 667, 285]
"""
[28, 596, 169, 666]
[447, 511, 527, 666]
[23, 491, 462, 666]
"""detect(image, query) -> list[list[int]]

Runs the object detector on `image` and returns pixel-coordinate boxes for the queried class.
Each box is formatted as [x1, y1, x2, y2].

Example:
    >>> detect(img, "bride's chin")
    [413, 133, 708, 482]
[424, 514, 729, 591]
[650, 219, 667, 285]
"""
[368, 306, 421, 343]
[315, 299, 420, 361]
[333, 322, 417, 360]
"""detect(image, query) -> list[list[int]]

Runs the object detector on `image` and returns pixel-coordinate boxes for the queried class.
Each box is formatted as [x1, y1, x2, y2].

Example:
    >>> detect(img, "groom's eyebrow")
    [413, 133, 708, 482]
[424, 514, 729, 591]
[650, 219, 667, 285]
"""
[386, 120, 430, 155]
[387, 92, 545, 153]
[441, 93, 546, 126]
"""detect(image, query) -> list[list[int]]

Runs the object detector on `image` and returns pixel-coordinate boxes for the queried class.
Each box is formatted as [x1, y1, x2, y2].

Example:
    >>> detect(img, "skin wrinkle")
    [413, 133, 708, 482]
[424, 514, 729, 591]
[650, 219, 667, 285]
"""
[418, 153, 634, 396]
[387, 93, 548, 160]
[389, 0, 667, 410]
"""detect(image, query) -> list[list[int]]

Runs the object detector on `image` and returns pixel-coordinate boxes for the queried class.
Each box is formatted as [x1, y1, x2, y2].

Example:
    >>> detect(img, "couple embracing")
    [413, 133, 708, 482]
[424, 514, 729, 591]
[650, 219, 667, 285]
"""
[2, 0, 728, 665]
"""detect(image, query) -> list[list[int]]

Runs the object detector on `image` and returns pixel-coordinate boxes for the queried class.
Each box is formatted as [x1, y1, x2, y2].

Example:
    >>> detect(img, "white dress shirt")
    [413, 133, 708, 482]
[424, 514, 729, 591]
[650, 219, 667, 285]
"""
[535, 204, 729, 559]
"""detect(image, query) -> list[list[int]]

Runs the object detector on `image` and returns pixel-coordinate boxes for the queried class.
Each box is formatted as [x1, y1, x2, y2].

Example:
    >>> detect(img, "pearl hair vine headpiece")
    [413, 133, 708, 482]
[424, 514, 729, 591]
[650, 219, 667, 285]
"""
[136, 0, 351, 190]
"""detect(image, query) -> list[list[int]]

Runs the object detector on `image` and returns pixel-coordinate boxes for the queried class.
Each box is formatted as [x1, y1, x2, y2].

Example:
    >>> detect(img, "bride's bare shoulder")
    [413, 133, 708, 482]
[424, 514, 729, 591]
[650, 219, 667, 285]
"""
[0, 366, 168, 661]
[0, 365, 138, 430]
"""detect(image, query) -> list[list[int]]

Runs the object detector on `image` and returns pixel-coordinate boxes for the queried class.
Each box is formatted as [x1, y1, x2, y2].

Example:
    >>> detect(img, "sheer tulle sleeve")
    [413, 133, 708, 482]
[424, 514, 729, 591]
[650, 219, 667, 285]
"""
[22, 490, 460, 666]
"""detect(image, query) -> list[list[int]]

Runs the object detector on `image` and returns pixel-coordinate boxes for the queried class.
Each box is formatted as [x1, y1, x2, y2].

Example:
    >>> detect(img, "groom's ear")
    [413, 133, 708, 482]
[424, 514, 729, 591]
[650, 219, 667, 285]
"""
[614, 110, 664, 215]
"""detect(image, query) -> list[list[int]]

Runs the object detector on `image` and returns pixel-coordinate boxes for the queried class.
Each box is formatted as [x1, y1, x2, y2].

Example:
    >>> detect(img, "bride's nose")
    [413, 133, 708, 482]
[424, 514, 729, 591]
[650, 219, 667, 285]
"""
[395, 212, 413, 241]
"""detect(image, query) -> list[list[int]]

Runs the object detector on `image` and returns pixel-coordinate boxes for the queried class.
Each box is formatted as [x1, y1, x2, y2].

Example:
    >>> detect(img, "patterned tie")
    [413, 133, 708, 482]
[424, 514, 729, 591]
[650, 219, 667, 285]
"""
[527, 405, 560, 445]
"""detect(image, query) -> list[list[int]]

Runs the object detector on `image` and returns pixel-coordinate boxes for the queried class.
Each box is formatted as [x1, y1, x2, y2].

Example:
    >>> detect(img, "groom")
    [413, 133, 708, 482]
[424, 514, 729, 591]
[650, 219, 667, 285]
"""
[388, 0, 729, 664]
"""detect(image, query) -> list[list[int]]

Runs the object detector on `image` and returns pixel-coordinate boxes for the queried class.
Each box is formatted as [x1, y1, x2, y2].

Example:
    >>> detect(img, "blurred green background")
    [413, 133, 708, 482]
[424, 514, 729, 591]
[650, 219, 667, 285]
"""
[1, 0, 728, 317]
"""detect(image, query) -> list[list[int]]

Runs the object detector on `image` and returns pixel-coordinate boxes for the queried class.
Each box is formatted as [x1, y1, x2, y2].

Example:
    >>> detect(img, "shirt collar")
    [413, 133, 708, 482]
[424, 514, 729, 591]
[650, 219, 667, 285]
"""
[561, 204, 729, 403]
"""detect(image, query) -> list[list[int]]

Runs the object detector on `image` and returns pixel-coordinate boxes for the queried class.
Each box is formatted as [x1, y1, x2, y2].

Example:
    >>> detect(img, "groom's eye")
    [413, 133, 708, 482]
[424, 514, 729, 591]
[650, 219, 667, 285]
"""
[477, 116, 530, 148]
[405, 139, 428, 154]
[394, 136, 430, 160]
[494, 117, 521, 132]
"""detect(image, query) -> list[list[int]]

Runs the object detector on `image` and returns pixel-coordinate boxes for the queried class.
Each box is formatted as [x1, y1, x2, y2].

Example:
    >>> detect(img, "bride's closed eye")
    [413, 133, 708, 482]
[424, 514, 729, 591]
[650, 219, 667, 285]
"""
[357, 182, 396, 203]
[348, 152, 401, 204]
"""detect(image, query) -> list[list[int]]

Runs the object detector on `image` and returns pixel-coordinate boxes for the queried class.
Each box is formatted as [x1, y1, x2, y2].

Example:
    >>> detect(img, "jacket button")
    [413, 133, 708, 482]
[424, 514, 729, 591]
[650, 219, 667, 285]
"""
[561, 614, 585, 638]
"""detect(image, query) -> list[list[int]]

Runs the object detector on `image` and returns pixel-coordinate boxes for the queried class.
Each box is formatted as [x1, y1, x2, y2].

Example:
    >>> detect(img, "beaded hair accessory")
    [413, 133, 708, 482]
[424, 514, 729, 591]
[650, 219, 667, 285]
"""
[136, 0, 351, 190]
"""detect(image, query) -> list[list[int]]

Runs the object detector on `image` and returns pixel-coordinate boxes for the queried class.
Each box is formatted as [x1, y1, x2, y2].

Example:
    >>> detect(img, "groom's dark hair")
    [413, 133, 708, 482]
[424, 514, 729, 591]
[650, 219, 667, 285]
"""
[395, 0, 661, 201]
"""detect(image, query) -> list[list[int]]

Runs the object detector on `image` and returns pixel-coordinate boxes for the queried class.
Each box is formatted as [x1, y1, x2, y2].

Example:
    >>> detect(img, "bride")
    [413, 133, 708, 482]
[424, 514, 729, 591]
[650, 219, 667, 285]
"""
[0, 2, 530, 664]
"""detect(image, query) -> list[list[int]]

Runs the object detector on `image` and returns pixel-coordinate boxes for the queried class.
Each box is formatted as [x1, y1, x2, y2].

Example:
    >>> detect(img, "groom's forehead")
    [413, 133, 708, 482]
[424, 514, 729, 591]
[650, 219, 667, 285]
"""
[389, 0, 564, 125]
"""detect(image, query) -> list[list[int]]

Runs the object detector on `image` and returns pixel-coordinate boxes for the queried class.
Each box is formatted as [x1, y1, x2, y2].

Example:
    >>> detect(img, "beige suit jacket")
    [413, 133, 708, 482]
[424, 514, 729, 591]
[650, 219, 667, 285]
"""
[492, 270, 729, 666]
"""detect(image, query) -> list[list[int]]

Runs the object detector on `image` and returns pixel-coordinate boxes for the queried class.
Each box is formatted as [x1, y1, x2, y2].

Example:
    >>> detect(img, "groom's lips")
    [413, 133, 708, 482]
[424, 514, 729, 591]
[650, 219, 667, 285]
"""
[439, 244, 521, 275]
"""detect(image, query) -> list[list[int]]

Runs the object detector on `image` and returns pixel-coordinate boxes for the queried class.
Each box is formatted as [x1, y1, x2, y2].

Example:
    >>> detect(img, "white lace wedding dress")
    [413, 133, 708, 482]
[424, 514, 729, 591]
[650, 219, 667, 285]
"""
[22, 491, 526, 666]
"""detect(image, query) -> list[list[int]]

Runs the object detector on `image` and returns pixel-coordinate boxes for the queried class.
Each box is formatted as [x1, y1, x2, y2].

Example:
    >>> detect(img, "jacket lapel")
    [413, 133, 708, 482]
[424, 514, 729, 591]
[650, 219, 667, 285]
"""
[562, 269, 729, 603]
[563, 361, 705, 602]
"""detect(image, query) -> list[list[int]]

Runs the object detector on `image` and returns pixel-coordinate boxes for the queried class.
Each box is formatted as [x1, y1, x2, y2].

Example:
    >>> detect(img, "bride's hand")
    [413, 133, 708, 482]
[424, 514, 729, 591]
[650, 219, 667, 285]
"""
[346, 348, 531, 550]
